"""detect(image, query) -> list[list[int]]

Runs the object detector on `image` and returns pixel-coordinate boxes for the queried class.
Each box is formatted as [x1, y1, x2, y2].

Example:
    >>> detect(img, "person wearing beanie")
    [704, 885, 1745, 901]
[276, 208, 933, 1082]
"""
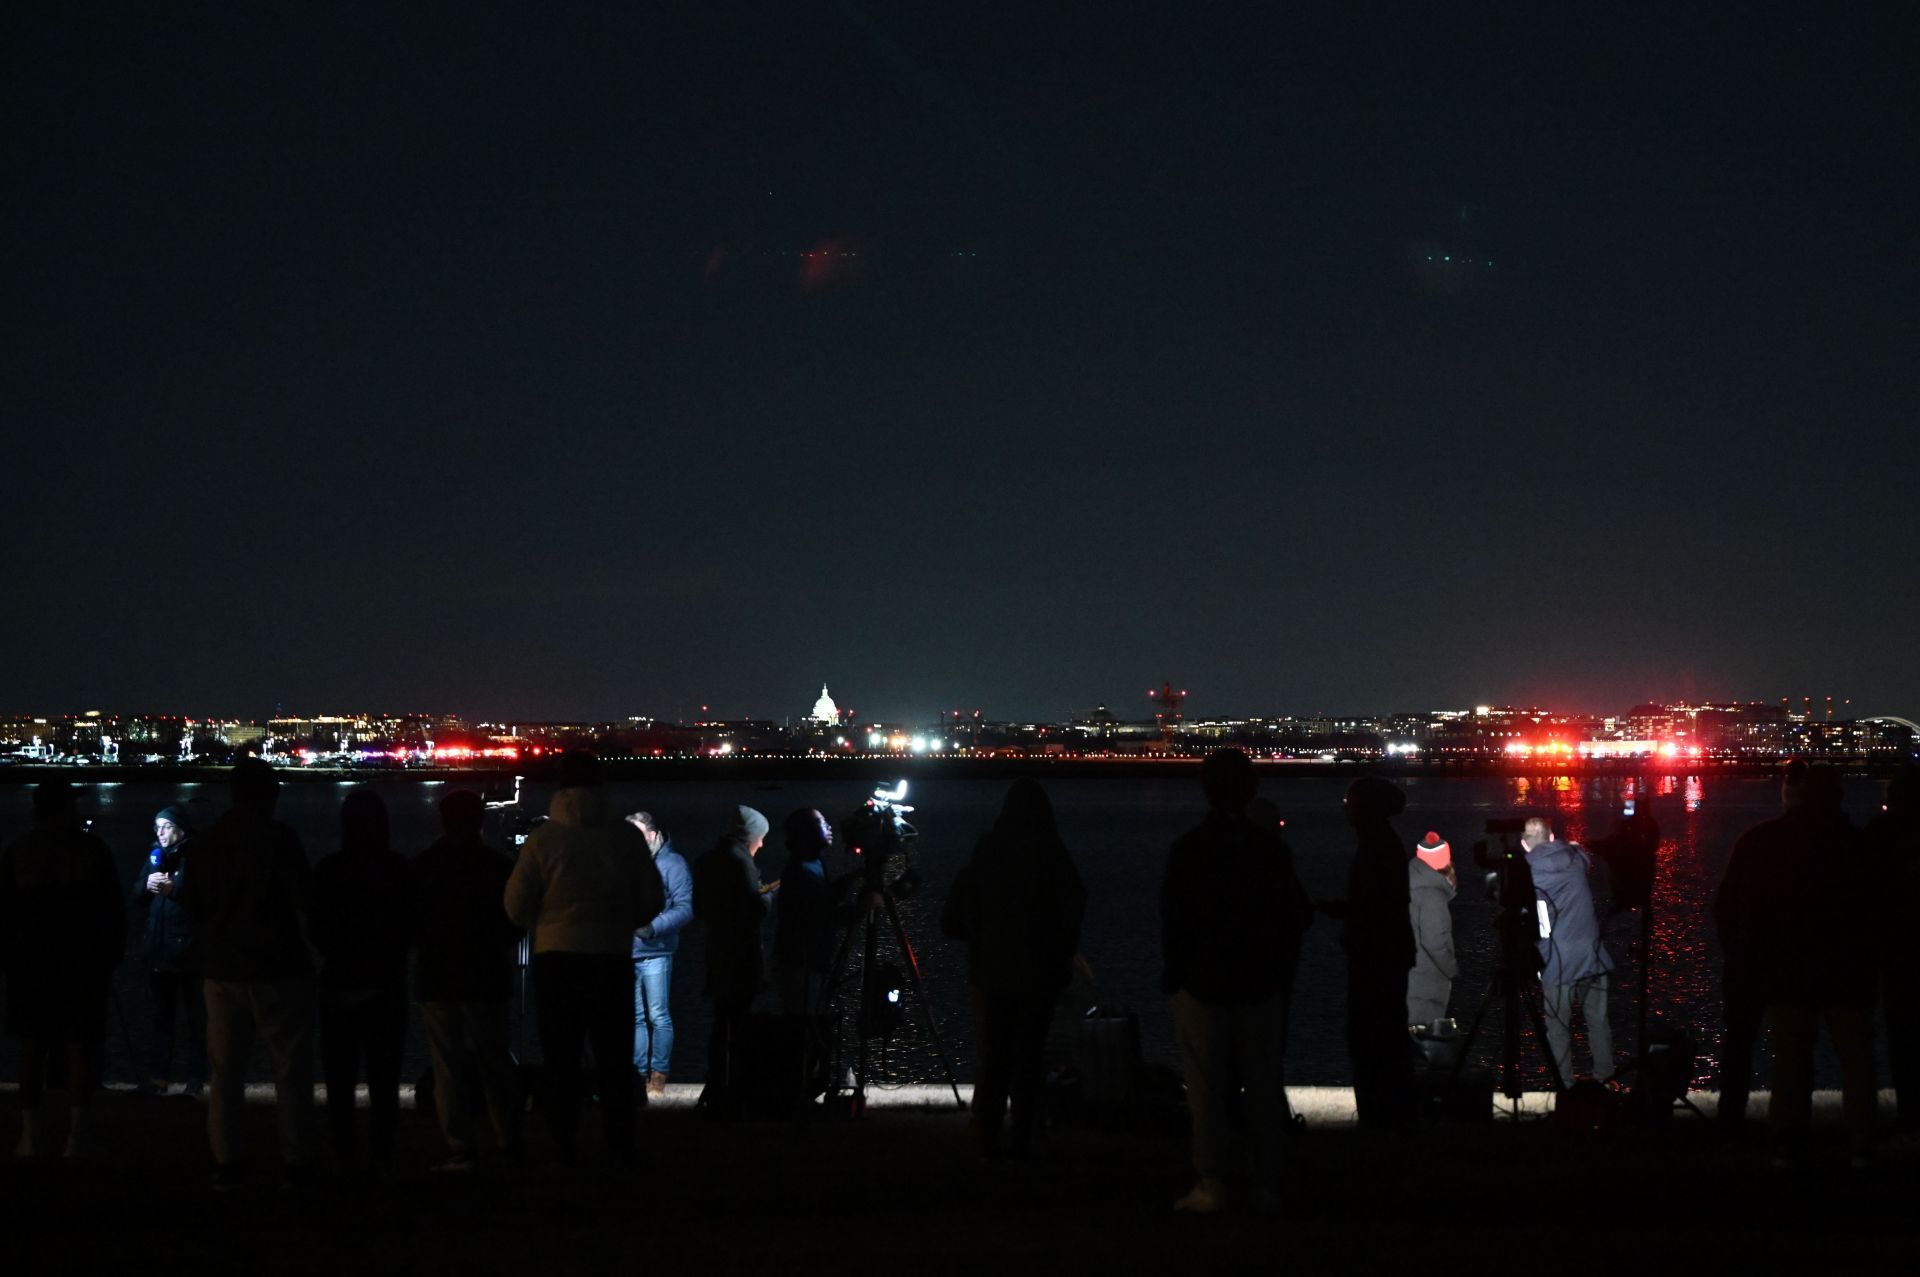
[136, 802, 205, 1097]
[505, 750, 665, 1162]
[3, 782, 124, 1159]
[692, 804, 772, 1113]
[1407, 832, 1458, 1031]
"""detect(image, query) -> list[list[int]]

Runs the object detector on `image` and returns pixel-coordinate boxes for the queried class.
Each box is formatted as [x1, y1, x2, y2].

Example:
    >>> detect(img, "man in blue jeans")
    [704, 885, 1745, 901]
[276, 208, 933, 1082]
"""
[628, 811, 693, 1098]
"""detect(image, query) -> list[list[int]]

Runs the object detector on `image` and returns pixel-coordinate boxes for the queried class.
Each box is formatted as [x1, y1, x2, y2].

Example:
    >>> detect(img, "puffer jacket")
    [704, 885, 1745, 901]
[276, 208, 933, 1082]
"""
[505, 786, 664, 955]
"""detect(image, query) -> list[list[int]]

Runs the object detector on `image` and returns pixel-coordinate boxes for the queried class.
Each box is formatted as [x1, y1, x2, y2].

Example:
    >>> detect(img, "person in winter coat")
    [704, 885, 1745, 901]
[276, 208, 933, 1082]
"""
[1869, 764, 1920, 1137]
[136, 803, 204, 1096]
[1160, 751, 1308, 1213]
[942, 779, 1086, 1162]
[1522, 817, 1614, 1087]
[505, 750, 664, 1162]
[1716, 761, 1875, 1161]
[692, 805, 771, 1105]
[3, 781, 124, 1159]
[1246, 797, 1315, 1122]
[180, 758, 316, 1188]
[1407, 831, 1458, 1030]
[772, 808, 842, 1016]
[627, 810, 692, 1098]
[412, 789, 522, 1168]
[1329, 775, 1417, 1128]
[311, 787, 416, 1166]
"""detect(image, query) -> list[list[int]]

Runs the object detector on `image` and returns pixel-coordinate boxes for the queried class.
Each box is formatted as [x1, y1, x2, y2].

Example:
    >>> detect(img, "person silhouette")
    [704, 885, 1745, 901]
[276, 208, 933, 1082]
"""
[1161, 750, 1307, 1212]
[2, 781, 124, 1159]
[942, 779, 1086, 1162]
[311, 787, 415, 1167]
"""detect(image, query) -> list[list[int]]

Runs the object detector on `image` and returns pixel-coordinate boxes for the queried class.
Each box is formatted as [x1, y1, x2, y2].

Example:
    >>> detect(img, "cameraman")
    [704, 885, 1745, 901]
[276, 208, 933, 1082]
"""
[1521, 817, 1615, 1086]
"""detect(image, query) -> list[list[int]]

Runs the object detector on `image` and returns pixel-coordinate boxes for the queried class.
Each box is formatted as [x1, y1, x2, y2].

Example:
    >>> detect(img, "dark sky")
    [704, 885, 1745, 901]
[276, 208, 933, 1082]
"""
[6, 4, 1916, 723]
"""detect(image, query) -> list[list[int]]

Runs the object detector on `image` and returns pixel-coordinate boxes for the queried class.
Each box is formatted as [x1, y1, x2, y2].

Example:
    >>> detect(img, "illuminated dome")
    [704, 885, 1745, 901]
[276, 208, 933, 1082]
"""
[810, 684, 840, 725]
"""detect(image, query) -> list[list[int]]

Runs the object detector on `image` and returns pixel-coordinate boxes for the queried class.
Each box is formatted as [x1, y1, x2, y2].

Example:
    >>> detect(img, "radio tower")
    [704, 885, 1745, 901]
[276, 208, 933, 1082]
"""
[1149, 682, 1188, 751]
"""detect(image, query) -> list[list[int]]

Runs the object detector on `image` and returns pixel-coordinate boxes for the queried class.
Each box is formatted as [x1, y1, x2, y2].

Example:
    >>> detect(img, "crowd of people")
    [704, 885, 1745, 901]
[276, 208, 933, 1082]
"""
[1, 749, 1916, 1208]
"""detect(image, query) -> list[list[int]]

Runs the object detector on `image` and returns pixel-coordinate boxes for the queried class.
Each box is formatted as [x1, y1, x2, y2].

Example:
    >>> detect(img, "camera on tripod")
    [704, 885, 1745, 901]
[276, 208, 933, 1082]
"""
[838, 780, 922, 898]
[1471, 818, 1544, 977]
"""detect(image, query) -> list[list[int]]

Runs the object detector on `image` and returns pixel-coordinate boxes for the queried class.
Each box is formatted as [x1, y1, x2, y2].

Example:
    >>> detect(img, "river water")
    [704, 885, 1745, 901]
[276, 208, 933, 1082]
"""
[0, 772, 1893, 1091]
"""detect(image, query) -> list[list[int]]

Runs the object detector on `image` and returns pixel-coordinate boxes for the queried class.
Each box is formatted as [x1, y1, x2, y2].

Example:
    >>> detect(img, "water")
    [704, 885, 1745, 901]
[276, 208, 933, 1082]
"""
[0, 773, 1892, 1090]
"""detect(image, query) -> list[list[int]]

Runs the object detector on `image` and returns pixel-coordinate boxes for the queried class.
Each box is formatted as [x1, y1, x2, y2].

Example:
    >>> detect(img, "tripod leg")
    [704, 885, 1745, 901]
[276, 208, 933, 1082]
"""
[819, 901, 870, 1101]
[1447, 972, 1502, 1090]
[880, 896, 967, 1109]
[854, 907, 879, 1104]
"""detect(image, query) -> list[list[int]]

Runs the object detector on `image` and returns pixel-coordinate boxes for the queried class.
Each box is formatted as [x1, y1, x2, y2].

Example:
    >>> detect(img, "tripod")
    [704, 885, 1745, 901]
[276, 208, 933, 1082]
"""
[818, 883, 965, 1114]
[1449, 955, 1568, 1111]
[1449, 841, 1567, 1112]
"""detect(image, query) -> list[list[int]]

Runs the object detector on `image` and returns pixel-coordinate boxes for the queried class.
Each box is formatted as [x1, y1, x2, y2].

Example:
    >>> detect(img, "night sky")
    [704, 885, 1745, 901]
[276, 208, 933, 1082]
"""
[6, 5, 1915, 723]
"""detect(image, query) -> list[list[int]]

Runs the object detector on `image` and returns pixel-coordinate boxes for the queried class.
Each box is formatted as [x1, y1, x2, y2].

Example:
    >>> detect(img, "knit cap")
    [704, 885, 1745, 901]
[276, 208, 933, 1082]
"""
[731, 805, 771, 843]
[1415, 830, 1451, 871]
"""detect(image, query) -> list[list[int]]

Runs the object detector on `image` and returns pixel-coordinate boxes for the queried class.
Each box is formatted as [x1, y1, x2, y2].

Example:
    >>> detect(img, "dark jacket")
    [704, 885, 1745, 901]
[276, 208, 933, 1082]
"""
[1867, 806, 1920, 973]
[311, 844, 415, 994]
[1529, 840, 1614, 987]
[0, 822, 125, 989]
[1408, 859, 1457, 1009]
[1716, 806, 1872, 1006]
[772, 855, 842, 975]
[943, 829, 1086, 996]
[632, 840, 693, 959]
[694, 836, 769, 1005]
[136, 838, 197, 973]
[1342, 821, 1415, 976]
[179, 806, 313, 982]
[411, 832, 520, 1002]
[1162, 810, 1307, 1006]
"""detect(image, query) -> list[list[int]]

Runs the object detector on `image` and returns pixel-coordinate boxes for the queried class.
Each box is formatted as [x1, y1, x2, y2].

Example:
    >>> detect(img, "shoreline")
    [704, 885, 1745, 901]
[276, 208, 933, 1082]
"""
[0, 755, 1905, 784]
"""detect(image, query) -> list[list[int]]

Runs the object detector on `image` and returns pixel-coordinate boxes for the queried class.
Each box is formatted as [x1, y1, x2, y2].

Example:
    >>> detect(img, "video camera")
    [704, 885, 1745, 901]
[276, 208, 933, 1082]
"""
[1472, 817, 1544, 977]
[839, 780, 921, 897]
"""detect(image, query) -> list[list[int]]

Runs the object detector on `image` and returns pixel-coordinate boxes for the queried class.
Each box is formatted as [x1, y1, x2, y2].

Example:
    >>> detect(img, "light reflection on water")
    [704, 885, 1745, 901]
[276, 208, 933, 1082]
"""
[0, 772, 1891, 1090]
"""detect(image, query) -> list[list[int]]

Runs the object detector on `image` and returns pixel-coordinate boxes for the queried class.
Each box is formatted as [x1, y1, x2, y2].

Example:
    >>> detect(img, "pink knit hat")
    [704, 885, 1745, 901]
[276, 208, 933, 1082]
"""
[1415, 830, 1451, 870]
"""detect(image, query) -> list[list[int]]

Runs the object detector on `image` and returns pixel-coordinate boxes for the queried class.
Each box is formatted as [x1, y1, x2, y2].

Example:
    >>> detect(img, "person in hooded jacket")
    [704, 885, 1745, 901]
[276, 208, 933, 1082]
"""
[1521, 817, 1614, 1087]
[692, 805, 771, 1106]
[1328, 775, 1417, 1128]
[1407, 831, 1458, 1030]
[942, 779, 1086, 1162]
[1160, 750, 1308, 1212]
[627, 810, 692, 1099]
[311, 787, 416, 1167]
[136, 803, 205, 1096]
[505, 750, 664, 1162]
[1869, 764, 1920, 1137]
